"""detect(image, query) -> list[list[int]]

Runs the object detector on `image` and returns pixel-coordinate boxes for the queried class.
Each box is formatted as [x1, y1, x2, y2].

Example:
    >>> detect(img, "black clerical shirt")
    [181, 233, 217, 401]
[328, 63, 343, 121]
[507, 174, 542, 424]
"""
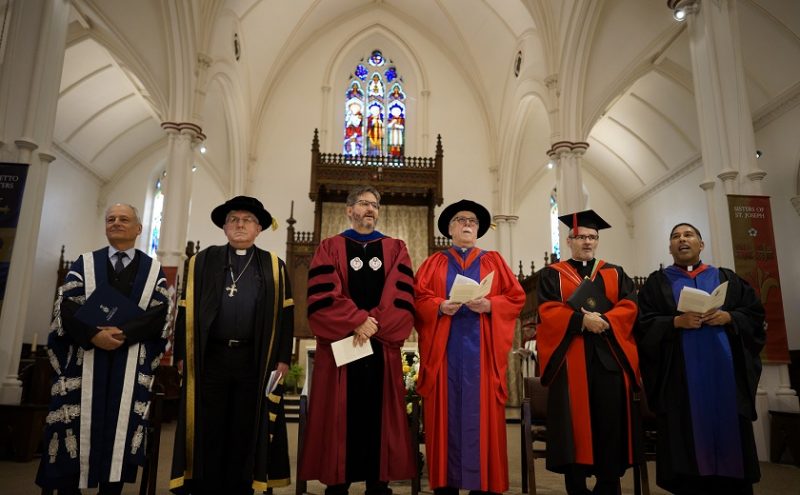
[212, 245, 261, 341]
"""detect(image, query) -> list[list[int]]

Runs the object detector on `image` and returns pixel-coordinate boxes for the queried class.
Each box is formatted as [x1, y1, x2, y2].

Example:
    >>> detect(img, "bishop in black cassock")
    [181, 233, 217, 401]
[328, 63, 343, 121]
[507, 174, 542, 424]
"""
[170, 196, 294, 495]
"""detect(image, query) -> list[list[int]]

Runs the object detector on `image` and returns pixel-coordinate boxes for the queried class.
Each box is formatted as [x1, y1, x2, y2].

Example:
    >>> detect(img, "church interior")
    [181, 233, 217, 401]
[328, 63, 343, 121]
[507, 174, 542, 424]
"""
[1, 0, 800, 493]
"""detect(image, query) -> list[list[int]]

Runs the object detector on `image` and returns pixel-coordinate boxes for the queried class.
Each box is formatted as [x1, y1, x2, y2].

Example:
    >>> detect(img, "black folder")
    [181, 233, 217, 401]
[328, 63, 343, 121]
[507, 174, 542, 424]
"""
[74, 287, 144, 327]
[566, 278, 613, 314]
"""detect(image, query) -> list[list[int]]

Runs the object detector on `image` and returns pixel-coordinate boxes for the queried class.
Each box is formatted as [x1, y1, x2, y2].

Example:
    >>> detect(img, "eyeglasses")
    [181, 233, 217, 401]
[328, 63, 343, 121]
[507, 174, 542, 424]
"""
[451, 216, 479, 226]
[569, 234, 599, 241]
[226, 215, 258, 225]
[353, 200, 380, 210]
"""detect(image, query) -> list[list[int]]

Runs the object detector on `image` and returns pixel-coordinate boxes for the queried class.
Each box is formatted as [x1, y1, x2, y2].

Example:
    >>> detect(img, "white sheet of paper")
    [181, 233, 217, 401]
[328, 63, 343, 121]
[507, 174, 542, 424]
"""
[677, 281, 728, 314]
[331, 335, 374, 367]
[265, 370, 283, 395]
[448, 271, 494, 303]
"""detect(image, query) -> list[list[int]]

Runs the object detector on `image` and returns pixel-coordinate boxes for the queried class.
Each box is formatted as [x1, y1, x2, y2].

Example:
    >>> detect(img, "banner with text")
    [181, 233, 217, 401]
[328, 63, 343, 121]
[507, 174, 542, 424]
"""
[727, 194, 789, 364]
[0, 162, 30, 309]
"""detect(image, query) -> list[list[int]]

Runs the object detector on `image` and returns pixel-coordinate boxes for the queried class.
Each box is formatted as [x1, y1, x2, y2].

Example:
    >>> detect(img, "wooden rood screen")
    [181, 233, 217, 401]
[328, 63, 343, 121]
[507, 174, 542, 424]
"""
[285, 129, 446, 338]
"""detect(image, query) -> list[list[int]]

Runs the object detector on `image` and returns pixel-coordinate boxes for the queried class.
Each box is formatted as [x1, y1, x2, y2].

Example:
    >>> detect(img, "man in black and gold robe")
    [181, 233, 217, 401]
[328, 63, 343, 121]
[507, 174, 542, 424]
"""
[170, 196, 294, 495]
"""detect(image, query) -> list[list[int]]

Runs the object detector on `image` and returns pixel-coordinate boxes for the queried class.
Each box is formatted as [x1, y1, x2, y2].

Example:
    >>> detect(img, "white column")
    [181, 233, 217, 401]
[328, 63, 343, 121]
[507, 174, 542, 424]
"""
[492, 214, 518, 267]
[673, 0, 797, 462]
[0, 0, 70, 404]
[681, 0, 763, 189]
[548, 141, 589, 215]
[420, 89, 430, 153]
[320, 84, 331, 149]
[157, 123, 203, 270]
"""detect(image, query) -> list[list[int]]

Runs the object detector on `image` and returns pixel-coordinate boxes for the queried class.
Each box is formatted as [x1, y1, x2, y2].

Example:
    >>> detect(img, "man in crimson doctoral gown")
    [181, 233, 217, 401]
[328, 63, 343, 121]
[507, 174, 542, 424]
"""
[299, 185, 416, 495]
[636, 223, 764, 494]
[414, 199, 525, 495]
[536, 210, 641, 495]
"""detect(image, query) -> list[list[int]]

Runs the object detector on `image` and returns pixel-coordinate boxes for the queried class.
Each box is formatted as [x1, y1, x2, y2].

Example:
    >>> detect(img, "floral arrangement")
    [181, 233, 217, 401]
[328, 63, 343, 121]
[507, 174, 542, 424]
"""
[402, 351, 420, 414]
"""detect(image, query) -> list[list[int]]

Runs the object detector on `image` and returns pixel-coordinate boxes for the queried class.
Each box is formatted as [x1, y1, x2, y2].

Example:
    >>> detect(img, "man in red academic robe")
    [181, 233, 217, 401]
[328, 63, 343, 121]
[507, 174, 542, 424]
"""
[536, 210, 641, 495]
[414, 199, 525, 495]
[298, 186, 416, 495]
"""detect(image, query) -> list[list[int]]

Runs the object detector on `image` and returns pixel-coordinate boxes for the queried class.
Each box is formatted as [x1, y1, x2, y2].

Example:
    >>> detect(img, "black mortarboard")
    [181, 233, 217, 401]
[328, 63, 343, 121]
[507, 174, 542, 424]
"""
[557, 209, 611, 236]
[437, 199, 491, 239]
[211, 196, 277, 230]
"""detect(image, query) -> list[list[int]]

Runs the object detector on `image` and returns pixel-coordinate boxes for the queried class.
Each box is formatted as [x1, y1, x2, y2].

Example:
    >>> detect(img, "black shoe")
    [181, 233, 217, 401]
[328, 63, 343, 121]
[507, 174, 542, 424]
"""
[325, 483, 350, 495]
[365, 480, 392, 495]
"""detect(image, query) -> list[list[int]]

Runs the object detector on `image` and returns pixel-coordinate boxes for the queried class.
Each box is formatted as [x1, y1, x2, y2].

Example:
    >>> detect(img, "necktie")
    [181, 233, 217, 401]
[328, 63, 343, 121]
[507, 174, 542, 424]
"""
[114, 252, 127, 273]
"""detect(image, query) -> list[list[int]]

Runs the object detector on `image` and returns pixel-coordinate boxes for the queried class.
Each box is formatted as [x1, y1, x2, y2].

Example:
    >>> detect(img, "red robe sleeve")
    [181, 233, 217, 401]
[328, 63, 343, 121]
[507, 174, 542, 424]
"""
[536, 263, 582, 384]
[598, 266, 640, 384]
[413, 252, 449, 398]
[370, 238, 415, 346]
[482, 252, 526, 403]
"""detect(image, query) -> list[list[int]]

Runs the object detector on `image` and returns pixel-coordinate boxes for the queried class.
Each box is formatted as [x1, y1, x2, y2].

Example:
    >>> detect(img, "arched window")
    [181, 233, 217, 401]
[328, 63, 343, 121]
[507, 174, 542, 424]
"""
[149, 173, 165, 256]
[549, 187, 560, 260]
[343, 50, 405, 157]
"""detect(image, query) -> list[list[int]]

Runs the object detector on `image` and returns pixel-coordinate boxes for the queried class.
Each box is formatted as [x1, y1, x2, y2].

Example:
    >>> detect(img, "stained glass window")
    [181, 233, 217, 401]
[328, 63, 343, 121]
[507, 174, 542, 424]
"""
[550, 188, 560, 260]
[343, 50, 405, 157]
[149, 174, 164, 256]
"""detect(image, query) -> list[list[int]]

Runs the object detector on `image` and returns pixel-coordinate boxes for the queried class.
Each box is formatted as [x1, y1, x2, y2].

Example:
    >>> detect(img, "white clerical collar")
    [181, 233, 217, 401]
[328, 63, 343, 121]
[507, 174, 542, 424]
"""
[235, 249, 247, 255]
[571, 258, 589, 267]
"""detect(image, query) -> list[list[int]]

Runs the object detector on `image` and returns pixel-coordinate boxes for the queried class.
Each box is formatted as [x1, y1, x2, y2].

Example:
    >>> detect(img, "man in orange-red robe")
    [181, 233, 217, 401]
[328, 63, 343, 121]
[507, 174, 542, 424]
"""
[536, 210, 641, 495]
[415, 199, 525, 495]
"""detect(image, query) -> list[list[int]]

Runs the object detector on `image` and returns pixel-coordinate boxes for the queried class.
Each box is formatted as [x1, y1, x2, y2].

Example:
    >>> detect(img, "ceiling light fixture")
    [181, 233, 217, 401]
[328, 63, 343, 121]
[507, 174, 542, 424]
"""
[668, 0, 698, 22]
[199, 145, 207, 154]
[755, 150, 762, 159]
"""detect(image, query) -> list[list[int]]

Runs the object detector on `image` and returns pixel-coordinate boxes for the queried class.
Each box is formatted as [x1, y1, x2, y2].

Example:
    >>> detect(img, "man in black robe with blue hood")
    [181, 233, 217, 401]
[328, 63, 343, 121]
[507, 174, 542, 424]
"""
[170, 196, 294, 495]
[636, 222, 765, 494]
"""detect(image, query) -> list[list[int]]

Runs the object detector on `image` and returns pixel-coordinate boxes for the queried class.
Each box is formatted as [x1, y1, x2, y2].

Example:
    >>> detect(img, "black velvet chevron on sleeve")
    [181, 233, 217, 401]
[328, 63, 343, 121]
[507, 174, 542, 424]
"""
[397, 263, 414, 278]
[393, 298, 415, 315]
[395, 280, 414, 297]
[308, 264, 335, 279]
[307, 297, 334, 316]
[308, 282, 335, 297]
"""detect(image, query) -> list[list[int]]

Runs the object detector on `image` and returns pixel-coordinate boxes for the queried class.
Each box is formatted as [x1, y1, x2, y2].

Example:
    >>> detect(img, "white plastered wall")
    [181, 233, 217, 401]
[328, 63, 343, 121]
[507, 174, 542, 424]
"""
[631, 166, 708, 277]
[25, 158, 102, 344]
[248, 20, 496, 256]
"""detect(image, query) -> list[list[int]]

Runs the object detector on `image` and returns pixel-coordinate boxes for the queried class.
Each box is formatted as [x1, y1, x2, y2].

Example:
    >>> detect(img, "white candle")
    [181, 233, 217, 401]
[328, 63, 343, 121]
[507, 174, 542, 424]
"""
[31, 332, 38, 353]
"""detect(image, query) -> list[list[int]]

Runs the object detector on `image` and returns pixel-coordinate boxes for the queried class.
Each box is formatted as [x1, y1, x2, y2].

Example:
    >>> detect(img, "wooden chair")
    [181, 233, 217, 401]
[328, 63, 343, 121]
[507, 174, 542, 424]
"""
[409, 395, 422, 495]
[295, 394, 308, 495]
[632, 391, 657, 495]
[520, 376, 548, 494]
[138, 384, 166, 495]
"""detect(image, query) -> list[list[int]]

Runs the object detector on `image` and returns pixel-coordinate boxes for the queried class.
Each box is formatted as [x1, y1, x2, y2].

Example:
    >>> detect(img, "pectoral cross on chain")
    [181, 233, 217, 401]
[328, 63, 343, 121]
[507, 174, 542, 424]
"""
[226, 283, 238, 297]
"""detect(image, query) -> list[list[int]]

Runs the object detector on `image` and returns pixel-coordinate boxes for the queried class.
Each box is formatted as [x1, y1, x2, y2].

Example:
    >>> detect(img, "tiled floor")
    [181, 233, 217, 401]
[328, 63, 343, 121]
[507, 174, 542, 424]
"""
[2, 421, 798, 494]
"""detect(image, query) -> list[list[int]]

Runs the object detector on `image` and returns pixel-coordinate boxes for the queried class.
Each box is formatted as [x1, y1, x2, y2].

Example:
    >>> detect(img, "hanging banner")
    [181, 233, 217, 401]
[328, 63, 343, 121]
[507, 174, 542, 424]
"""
[0, 162, 30, 307]
[727, 194, 789, 364]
